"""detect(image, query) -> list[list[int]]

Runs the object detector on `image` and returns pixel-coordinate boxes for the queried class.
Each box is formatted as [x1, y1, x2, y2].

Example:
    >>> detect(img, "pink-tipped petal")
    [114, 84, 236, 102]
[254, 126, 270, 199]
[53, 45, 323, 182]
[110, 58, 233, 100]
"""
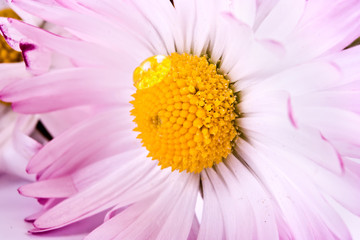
[0, 62, 29, 89]
[27, 109, 136, 177]
[1, 67, 132, 113]
[234, 139, 352, 239]
[11, 0, 153, 60]
[187, 217, 200, 240]
[285, 0, 360, 63]
[39, 106, 96, 137]
[229, 0, 256, 27]
[255, 0, 305, 41]
[19, 176, 76, 198]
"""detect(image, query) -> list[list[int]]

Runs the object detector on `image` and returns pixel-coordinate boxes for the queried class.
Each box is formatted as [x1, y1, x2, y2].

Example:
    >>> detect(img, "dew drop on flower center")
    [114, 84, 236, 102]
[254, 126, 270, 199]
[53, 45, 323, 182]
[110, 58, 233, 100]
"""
[131, 53, 238, 173]
[0, 8, 23, 64]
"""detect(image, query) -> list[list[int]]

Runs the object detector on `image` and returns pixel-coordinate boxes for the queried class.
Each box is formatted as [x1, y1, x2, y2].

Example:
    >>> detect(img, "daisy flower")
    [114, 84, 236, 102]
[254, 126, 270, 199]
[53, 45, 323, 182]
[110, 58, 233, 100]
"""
[0, 0, 95, 179]
[0, 1, 41, 179]
[0, 3, 98, 236]
[1, 0, 360, 239]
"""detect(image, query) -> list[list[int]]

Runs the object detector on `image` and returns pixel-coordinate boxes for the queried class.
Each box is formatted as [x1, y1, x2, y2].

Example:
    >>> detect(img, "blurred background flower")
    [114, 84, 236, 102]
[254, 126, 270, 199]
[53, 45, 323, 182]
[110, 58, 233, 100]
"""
[0, 1, 97, 238]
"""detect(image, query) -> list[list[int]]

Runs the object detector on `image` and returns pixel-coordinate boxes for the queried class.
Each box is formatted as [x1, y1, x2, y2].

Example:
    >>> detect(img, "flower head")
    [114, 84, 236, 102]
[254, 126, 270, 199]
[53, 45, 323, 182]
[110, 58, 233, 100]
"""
[1, 0, 360, 239]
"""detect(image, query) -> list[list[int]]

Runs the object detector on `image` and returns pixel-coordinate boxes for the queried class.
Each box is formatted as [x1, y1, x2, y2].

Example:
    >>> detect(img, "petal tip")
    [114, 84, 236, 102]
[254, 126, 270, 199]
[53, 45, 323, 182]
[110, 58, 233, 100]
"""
[287, 96, 298, 128]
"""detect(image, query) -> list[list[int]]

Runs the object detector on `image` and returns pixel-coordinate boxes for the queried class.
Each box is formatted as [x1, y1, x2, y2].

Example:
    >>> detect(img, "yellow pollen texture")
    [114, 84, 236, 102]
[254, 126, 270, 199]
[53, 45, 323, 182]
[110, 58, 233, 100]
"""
[131, 53, 238, 173]
[0, 8, 23, 63]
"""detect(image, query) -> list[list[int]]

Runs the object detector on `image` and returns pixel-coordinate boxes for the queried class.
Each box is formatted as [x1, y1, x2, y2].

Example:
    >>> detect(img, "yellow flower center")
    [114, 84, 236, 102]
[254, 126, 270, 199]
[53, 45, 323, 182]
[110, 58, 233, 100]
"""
[0, 8, 23, 63]
[131, 53, 238, 173]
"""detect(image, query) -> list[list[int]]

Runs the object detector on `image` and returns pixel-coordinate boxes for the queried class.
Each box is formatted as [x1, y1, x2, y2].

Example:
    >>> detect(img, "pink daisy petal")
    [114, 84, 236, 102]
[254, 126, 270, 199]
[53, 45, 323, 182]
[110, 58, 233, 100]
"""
[173, 0, 196, 54]
[127, 0, 177, 55]
[19, 41, 52, 75]
[27, 109, 136, 177]
[197, 169, 224, 240]
[3, 18, 134, 68]
[285, 0, 360, 62]
[324, 46, 360, 92]
[57, 0, 173, 55]
[39, 106, 97, 137]
[344, 158, 360, 177]
[11, 0, 154, 59]
[244, 61, 341, 97]
[33, 157, 156, 230]
[240, 110, 345, 174]
[0, 62, 29, 89]
[1, 67, 132, 113]
[25, 198, 63, 223]
[187, 217, 200, 240]
[294, 91, 360, 114]
[0, 19, 51, 75]
[293, 107, 360, 158]
[229, 0, 256, 27]
[188, 0, 216, 56]
[0, 111, 39, 180]
[235, 139, 352, 239]
[221, 157, 279, 239]
[255, 0, 306, 41]
[100, 173, 197, 240]
[71, 149, 145, 191]
[249, 135, 357, 219]
[200, 167, 254, 239]
[252, 0, 279, 30]
[19, 176, 76, 198]
[155, 174, 199, 240]
[229, 38, 285, 86]
[84, 204, 144, 239]
[215, 13, 254, 75]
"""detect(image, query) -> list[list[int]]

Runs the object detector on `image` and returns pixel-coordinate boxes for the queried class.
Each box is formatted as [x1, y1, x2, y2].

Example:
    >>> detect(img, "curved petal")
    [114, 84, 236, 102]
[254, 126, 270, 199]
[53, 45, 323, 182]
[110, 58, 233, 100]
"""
[11, 0, 154, 60]
[26, 108, 136, 178]
[235, 139, 352, 239]
[285, 0, 360, 62]
[1, 67, 133, 113]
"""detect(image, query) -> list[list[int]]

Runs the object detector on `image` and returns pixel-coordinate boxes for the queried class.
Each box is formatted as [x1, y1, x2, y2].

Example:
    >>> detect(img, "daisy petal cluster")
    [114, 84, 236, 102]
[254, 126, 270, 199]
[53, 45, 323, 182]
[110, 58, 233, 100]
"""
[1, 0, 360, 239]
[0, 0, 43, 179]
[0, 0, 93, 180]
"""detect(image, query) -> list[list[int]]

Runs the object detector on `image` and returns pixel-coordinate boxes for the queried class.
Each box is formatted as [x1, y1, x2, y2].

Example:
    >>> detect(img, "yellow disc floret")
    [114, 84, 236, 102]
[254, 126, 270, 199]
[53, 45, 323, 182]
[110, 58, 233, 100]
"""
[131, 53, 238, 173]
[0, 8, 22, 63]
